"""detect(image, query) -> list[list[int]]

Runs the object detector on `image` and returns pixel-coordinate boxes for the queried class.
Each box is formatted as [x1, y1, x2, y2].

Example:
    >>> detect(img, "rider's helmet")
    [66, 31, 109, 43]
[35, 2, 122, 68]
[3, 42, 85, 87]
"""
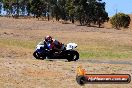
[45, 35, 53, 43]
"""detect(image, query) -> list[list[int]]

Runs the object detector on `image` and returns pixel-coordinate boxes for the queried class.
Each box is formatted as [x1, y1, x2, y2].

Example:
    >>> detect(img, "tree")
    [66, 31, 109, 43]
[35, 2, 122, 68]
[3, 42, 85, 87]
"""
[74, 0, 108, 27]
[58, 0, 67, 21]
[110, 13, 131, 29]
[0, 3, 2, 15]
[66, 0, 75, 23]
[30, 0, 46, 18]
[74, 0, 87, 25]
[0, 0, 108, 27]
[1, 0, 29, 17]
[2, 0, 13, 16]
[19, 0, 31, 16]
[93, 1, 108, 27]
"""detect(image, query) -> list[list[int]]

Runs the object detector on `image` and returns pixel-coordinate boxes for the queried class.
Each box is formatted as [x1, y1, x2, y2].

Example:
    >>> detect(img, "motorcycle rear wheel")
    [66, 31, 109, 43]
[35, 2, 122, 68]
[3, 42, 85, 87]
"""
[33, 51, 46, 60]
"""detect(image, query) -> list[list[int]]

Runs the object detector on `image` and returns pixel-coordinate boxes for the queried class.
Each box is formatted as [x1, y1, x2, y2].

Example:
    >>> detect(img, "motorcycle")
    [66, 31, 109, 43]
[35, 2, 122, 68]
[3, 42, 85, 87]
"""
[33, 42, 79, 61]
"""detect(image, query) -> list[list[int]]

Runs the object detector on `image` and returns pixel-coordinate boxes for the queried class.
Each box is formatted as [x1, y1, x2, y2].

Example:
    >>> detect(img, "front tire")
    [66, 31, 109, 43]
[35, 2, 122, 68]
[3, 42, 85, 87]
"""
[66, 50, 79, 61]
[72, 51, 79, 61]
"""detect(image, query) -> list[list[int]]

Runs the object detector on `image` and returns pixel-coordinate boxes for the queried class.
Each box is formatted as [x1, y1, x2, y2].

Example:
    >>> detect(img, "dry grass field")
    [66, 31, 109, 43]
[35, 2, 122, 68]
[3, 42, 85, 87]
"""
[0, 17, 132, 88]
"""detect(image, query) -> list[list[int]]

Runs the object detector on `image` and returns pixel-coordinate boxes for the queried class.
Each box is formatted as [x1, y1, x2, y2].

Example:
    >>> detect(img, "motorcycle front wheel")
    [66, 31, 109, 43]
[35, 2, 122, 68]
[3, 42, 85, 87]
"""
[66, 50, 79, 61]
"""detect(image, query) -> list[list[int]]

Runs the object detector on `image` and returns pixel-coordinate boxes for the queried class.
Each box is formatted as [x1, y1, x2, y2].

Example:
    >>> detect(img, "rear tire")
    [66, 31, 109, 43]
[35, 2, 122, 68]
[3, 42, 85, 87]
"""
[33, 51, 40, 59]
[33, 51, 46, 60]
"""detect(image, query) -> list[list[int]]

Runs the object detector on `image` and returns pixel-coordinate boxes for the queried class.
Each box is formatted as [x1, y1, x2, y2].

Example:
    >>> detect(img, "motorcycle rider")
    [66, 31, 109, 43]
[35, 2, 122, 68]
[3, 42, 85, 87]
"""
[42, 35, 64, 53]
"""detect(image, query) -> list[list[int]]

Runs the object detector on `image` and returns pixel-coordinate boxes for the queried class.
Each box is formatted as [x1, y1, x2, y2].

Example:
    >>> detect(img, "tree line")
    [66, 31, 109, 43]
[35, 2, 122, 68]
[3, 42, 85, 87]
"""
[0, 0, 109, 27]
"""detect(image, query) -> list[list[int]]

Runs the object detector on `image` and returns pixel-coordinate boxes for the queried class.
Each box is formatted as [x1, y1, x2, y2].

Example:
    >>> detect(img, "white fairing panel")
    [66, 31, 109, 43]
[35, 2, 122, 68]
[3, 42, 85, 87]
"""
[36, 44, 44, 50]
[36, 42, 44, 50]
[66, 43, 77, 50]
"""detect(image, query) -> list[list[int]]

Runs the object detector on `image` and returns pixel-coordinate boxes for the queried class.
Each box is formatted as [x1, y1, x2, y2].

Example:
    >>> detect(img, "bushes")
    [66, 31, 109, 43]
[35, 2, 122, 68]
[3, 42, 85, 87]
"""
[110, 13, 131, 29]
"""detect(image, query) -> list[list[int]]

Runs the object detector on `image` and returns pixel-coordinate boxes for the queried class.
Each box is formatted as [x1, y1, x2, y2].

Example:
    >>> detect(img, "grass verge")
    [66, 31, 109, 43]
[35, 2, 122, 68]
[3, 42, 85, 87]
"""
[0, 38, 37, 49]
[79, 51, 132, 59]
[1, 38, 132, 59]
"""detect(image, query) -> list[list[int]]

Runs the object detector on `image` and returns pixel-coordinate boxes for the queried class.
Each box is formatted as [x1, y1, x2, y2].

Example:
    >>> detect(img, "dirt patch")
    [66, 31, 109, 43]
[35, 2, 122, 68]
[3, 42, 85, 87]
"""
[0, 58, 132, 88]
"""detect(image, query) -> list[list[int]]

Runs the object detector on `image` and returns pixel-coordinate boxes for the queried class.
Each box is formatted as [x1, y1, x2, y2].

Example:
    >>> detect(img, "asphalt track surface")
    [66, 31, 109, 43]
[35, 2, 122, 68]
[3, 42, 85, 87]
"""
[44, 59, 132, 65]
[80, 59, 132, 65]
